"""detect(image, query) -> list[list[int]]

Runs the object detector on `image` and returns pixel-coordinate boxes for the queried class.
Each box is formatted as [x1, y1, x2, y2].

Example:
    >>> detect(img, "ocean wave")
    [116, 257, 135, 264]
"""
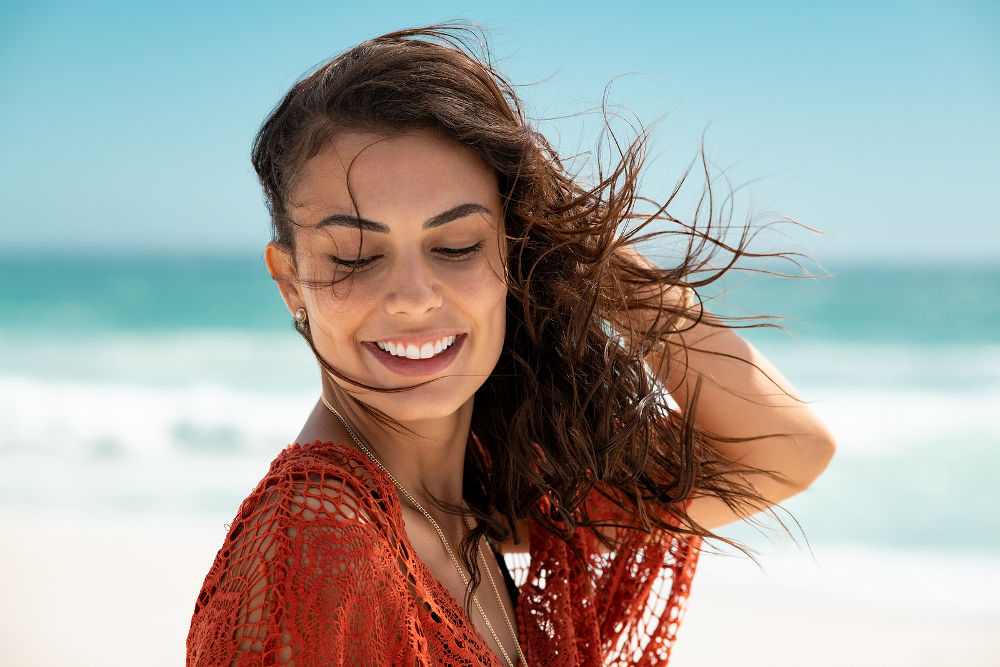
[2, 335, 998, 554]
[0, 328, 316, 391]
[0, 374, 315, 459]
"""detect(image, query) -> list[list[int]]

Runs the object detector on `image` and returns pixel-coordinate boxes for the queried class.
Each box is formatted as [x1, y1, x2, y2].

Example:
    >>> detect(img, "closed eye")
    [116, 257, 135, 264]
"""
[330, 242, 484, 269]
[330, 255, 376, 268]
[437, 241, 484, 259]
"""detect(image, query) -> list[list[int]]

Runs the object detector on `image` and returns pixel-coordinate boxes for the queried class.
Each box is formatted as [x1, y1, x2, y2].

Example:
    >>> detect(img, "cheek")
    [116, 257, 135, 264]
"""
[301, 282, 374, 348]
[465, 264, 508, 340]
[301, 265, 380, 315]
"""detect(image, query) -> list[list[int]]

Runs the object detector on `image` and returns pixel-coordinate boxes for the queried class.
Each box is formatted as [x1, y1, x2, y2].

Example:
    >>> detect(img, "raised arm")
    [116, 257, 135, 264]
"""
[614, 245, 837, 531]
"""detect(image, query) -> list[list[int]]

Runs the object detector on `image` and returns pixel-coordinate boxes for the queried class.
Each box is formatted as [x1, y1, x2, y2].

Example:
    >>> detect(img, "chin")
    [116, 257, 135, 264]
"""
[355, 380, 477, 424]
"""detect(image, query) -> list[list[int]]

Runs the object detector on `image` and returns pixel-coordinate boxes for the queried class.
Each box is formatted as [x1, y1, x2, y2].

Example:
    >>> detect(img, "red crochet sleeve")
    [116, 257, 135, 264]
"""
[582, 486, 702, 666]
[186, 447, 414, 666]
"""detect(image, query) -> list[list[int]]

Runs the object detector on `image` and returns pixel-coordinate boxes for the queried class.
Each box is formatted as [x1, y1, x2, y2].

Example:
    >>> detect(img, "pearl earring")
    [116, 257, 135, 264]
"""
[294, 308, 308, 324]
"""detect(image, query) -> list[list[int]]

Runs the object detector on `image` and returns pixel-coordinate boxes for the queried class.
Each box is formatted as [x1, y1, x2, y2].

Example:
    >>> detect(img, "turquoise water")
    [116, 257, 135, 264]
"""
[5, 255, 998, 342]
[1, 254, 998, 554]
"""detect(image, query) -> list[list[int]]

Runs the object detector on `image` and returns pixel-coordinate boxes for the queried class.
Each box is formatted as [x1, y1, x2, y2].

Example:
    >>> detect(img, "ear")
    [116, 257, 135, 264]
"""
[265, 241, 305, 318]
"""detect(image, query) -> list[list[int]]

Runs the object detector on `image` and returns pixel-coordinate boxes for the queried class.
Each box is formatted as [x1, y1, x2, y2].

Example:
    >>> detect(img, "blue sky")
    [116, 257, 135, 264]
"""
[1, 0, 997, 264]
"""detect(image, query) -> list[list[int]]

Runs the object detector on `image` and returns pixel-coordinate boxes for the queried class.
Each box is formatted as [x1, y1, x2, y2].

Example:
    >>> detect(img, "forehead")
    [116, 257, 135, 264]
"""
[290, 129, 500, 221]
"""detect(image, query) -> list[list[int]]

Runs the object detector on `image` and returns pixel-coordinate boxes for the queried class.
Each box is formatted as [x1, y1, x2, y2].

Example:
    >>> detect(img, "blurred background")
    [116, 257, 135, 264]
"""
[1, 1, 997, 665]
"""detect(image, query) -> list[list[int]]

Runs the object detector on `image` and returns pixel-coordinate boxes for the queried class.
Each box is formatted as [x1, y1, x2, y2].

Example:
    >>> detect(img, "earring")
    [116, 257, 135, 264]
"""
[294, 308, 308, 324]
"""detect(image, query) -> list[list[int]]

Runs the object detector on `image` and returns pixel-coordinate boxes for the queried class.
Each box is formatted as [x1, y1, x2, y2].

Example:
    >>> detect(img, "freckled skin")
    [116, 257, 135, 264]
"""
[268, 128, 508, 425]
[262, 131, 520, 661]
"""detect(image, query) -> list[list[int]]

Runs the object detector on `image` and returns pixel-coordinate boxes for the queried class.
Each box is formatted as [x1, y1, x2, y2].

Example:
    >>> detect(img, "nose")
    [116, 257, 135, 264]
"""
[382, 255, 443, 317]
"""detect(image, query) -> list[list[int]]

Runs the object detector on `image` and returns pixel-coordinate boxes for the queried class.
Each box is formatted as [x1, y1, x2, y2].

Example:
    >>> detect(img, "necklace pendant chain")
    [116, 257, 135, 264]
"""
[320, 394, 527, 667]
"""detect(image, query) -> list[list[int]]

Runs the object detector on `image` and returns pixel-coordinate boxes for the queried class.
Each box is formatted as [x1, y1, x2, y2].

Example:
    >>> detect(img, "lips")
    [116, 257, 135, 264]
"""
[364, 333, 467, 377]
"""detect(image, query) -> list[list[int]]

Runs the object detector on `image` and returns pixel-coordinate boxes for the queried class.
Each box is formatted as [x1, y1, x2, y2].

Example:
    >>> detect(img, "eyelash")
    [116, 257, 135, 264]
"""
[331, 241, 485, 269]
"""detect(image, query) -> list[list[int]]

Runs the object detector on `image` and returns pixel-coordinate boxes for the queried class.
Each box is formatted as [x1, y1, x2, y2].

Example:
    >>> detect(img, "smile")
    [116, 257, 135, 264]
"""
[374, 335, 457, 359]
[365, 333, 467, 377]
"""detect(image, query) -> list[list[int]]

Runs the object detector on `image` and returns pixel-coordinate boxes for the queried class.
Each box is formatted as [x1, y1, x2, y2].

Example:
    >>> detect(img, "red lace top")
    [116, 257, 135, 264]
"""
[187, 441, 701, 666]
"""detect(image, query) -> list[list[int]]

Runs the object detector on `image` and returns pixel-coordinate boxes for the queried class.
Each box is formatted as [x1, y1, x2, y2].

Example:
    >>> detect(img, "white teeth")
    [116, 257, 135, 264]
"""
[375, 335, 457, 359]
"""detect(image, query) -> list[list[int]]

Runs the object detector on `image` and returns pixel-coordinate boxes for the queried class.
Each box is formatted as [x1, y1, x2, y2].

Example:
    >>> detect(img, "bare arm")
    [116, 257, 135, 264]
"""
[493, 246, 837, 555]
[617, 246, 837, 531]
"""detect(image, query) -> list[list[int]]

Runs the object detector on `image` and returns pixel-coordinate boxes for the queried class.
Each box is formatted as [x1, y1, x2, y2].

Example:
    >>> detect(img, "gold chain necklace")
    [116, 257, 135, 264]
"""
[320, 394, 527, 667]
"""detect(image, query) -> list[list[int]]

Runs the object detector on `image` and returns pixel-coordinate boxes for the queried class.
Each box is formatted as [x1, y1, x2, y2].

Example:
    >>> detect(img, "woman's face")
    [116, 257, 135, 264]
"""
[273, 128, 508, 423]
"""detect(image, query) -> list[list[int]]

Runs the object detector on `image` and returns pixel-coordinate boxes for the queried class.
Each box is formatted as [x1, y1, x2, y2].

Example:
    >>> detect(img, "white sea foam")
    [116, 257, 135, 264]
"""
[3, 356, 994, 463]
[0, 328, 317, 390]
[1, 332, 997, 554]
[0, 372, 320, 517]
[0, 374, 314, 459]
[800, 388, 1000, 455]
[751, 339, 1000, 391]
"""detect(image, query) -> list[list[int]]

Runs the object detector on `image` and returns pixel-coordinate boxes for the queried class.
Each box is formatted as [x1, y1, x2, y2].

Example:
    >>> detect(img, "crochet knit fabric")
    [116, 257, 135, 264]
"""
[187, 441, 701, 666]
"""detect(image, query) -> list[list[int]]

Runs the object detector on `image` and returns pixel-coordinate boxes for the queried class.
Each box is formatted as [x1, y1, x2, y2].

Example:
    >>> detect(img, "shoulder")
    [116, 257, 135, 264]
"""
[188, 442, 407, 665]
[204, 442, 394, 593]
[238, 440, 393, 533]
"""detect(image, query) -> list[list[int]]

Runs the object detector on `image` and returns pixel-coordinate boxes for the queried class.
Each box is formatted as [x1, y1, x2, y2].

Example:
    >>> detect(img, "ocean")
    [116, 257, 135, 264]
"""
[2, 254, 998, 608]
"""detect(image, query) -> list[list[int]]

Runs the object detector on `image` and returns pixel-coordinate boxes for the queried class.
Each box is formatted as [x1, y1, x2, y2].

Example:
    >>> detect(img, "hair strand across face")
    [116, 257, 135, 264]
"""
[253, 21, 821, 611]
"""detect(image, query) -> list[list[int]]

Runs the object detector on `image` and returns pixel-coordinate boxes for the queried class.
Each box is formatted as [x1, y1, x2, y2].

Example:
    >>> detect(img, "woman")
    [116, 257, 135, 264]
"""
[187, 25, 835, 666]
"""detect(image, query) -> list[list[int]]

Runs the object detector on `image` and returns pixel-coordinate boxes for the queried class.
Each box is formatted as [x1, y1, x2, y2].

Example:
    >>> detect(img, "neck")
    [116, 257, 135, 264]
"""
[318, 378, 472, 512]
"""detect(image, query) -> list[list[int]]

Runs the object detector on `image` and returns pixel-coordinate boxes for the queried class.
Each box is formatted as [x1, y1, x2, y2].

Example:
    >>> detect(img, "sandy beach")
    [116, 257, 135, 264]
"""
[4, 0, 1000, 661]
[672, 577, 999, 667]
[2, 512, 997, 667]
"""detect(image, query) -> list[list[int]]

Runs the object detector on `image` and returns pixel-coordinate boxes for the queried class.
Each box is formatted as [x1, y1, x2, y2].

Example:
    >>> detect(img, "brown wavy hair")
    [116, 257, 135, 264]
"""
[252, 22, 813, 610]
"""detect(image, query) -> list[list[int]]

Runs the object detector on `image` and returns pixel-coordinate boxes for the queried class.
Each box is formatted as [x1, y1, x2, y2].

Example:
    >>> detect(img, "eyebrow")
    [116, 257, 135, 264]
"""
[315, 202, 492, 233]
